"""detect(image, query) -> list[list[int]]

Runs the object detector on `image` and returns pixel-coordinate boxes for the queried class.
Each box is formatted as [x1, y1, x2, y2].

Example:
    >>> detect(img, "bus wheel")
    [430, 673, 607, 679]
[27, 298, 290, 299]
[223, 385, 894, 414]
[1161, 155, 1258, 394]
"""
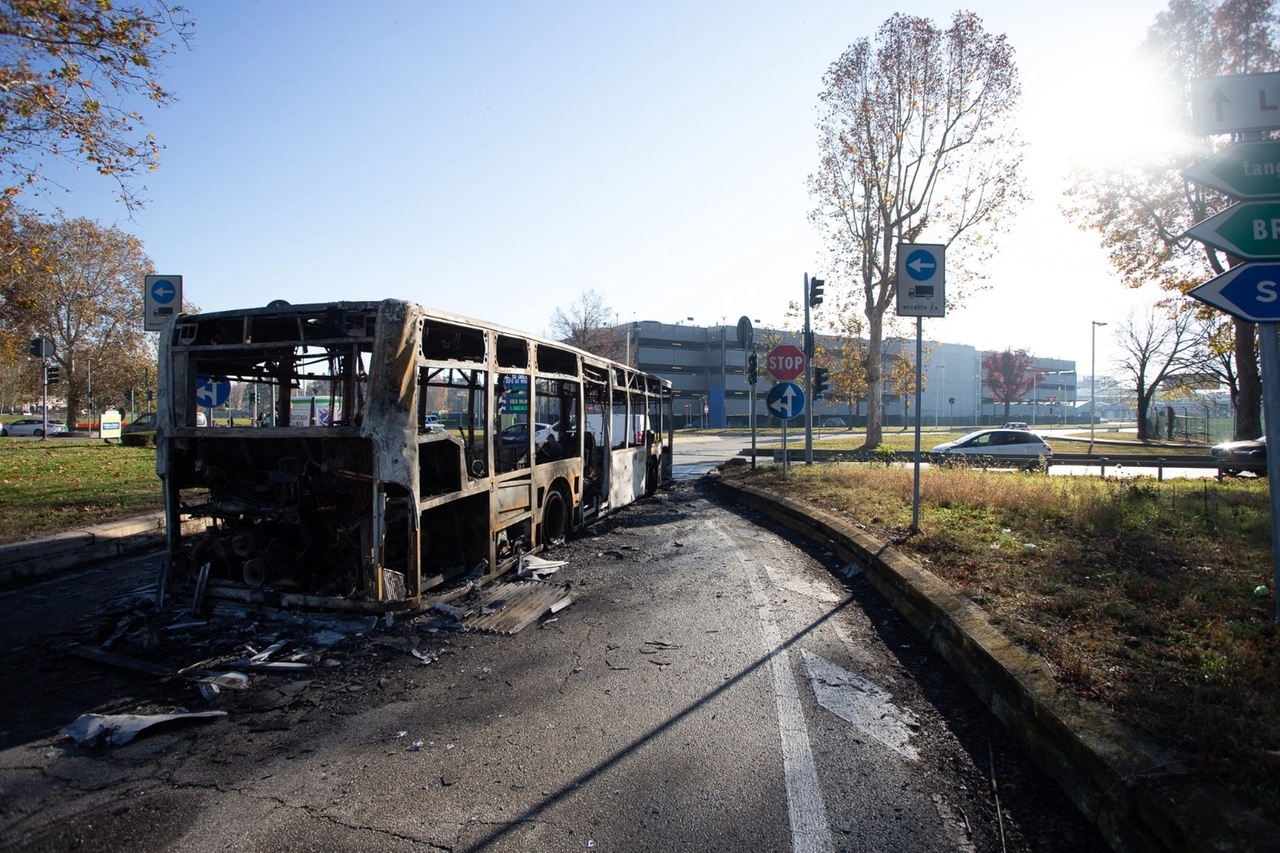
[541, 489, 568, 547]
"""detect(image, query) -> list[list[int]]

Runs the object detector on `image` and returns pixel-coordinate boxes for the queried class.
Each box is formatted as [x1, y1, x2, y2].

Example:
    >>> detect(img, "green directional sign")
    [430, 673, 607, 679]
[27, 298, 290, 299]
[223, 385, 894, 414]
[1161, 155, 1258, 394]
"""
[1185, 201, 1280, 260]
[1184, 141, 1280, 200]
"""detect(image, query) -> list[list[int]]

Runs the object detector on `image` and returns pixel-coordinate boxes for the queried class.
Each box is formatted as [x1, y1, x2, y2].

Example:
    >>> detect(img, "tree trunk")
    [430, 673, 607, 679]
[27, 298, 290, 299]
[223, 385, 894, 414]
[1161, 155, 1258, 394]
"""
[1135, 387, 1152, 441]
[63, 355, 78, 432]
[863, 315, 884, 449]
[1234, 318, 1261, 440]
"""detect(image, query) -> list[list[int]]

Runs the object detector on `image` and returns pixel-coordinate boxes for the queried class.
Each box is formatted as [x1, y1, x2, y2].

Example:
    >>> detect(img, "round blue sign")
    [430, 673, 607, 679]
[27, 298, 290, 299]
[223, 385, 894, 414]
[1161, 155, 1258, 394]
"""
[765, 380, 806, 421]
[905, 249, 939, 282]
[151, 278, 177, 304]
[195, 375, 231, 408]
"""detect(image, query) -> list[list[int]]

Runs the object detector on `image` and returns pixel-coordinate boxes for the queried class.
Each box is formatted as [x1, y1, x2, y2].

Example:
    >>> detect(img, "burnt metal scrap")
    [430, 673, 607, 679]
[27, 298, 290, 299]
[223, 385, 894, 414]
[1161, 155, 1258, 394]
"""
[155, 298, 672, 617]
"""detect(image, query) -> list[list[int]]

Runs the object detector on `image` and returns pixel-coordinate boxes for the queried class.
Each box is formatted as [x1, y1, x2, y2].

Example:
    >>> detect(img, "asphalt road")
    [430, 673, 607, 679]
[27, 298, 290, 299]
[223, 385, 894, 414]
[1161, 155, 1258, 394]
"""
[0, 480, 1101, 852]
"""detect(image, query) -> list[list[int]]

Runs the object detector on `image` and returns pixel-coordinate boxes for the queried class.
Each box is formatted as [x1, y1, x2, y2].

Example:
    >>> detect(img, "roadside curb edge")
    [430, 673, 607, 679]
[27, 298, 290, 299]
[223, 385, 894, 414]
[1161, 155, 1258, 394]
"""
[0, 514, 209, 587]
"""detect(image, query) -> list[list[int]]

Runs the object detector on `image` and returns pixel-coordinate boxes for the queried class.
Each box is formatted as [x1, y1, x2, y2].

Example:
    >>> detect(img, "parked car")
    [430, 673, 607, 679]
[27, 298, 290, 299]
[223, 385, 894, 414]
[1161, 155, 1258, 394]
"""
[1002, 421, 1030, 430]
[422, 414, 448, 434]
[929, 428, 1052, 469]
[1, 418, 69, 437]
[822, 417, 847, 428]
[122, 412, 157, 435]
[1209, 435, 1266, 476]
[500, 422, 557, 446]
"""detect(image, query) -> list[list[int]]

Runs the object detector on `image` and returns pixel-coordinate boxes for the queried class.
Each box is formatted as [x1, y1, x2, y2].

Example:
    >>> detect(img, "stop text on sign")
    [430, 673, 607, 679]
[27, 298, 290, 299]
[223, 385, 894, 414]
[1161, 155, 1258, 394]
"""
[767, 344, 805, 381]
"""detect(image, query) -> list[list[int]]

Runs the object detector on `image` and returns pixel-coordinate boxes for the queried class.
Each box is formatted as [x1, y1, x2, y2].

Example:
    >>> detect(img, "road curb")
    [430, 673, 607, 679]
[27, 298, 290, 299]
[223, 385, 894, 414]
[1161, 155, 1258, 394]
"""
[0, 513, 208, 587]
[709, 471, 1278, 853]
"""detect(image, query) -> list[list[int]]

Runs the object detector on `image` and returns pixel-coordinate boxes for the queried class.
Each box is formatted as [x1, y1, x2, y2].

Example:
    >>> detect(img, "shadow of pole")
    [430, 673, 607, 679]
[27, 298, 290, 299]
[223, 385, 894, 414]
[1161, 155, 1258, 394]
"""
[463, 597, 857, 851]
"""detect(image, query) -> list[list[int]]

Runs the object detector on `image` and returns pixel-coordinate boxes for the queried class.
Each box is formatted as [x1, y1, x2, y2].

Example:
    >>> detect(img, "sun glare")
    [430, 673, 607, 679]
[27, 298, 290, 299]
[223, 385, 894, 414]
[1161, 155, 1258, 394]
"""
[1038, 54, 1187, 174]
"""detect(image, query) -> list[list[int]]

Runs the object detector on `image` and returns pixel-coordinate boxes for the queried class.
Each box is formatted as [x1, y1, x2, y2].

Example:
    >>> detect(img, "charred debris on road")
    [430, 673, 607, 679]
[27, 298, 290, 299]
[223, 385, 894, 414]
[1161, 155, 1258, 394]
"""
[47, 553, 573, 749]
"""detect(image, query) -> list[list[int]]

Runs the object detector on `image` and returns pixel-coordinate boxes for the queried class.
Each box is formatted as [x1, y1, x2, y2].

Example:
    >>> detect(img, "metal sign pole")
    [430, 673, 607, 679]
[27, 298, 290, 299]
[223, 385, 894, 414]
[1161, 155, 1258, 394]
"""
[804, 274, 813, 465]
[1259, 323, 1280, 622]
[41, 359, 48, 440]
[912, 316, 924, 533]
[750, 378, 758, 470]
[782, 417, 788, 482]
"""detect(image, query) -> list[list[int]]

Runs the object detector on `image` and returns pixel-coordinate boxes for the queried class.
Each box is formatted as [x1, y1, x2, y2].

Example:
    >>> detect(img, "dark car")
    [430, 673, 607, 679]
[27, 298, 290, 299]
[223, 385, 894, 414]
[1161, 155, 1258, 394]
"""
[122, 412, 157, 434]
[1210, 435, 1267, 476]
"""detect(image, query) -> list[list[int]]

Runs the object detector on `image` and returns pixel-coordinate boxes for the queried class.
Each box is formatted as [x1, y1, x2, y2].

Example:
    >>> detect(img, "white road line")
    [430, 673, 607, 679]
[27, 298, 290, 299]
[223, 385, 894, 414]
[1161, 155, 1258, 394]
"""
[712, 522, 833, 853]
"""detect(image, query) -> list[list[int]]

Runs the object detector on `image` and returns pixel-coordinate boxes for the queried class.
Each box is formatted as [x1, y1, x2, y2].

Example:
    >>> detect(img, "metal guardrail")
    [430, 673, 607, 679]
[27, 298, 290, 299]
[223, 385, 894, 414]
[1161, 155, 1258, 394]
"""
[738, 448, 1249, 480]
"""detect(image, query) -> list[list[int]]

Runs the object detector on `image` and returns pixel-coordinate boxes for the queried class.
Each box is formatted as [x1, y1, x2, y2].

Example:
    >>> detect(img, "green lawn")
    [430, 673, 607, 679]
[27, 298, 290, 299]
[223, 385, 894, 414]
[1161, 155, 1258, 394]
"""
[0, 441, 162, 542]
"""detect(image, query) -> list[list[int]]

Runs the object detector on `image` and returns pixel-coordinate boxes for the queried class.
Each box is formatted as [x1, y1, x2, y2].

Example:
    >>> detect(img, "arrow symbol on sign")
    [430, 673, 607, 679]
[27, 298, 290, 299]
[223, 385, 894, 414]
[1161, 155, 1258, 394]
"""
[768, 385, 796, 417]
[907, 256, 935, 275]
[1209, 87, 1229, 121]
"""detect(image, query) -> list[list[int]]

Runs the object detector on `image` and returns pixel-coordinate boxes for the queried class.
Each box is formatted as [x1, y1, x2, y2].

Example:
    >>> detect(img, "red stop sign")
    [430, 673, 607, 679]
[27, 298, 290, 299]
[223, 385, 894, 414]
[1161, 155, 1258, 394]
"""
[767, 344, 806, 381]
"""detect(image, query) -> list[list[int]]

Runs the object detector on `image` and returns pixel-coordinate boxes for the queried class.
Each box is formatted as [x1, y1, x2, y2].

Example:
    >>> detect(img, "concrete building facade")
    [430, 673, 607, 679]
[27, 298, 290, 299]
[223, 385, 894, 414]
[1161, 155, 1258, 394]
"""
[625, 320, 1078, 430]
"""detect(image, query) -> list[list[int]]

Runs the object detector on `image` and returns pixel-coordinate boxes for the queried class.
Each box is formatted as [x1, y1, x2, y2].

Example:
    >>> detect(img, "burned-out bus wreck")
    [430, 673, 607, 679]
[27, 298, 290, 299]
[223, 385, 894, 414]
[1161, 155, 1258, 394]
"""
[156, 299, 673, 615]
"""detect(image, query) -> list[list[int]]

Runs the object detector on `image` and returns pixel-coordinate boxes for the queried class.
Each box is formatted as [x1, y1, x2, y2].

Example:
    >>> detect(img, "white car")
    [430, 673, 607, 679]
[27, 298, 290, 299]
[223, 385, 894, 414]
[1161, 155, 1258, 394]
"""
[930, 428, 1051, 468]
[1002, 421, 1030, 430]
[501, 422, 557, 446]
[2, 418, 69, 437]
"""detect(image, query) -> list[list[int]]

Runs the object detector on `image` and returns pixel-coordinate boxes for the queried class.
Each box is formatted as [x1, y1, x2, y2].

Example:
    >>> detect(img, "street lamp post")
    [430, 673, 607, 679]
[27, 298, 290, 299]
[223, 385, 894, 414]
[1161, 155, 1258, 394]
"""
[933, 364, 944, 428]
[1091, 321, 1107, 449]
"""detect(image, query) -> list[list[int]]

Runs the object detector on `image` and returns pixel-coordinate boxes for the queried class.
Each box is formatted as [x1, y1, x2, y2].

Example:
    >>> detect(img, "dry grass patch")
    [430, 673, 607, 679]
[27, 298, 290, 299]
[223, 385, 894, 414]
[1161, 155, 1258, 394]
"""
[727, 462, 1280, 820]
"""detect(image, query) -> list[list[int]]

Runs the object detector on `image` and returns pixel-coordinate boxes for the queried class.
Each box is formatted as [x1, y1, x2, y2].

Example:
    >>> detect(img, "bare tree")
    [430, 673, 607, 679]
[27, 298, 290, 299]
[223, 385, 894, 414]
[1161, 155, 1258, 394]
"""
[809, 11, 1027, 450]
[1116, 306, 1211, 440]
[549, 289, 624, 361]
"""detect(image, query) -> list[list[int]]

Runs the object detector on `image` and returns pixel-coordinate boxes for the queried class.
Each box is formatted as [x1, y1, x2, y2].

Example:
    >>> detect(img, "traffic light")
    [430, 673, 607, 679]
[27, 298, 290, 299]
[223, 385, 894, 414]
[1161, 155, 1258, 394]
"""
[746, 352, 758, 386]
[808, 277, 824, 308]
[46, 364, 60, 385]
[812, 366, 829, 401]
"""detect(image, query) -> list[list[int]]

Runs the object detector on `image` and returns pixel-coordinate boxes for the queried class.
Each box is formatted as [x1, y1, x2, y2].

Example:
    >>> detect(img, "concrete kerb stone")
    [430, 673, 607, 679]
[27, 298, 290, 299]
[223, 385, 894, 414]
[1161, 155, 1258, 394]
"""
[0, 513, 210, 587]
[709, 471, 1279, 853]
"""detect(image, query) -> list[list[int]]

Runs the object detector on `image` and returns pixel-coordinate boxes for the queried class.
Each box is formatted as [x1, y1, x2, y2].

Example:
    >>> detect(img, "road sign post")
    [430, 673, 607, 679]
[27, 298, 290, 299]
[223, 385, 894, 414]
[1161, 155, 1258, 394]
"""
[1191, 71, 1280, 135]
[1187, 73, 1280, 620]
[766, 380, 806, 481]
[766, 344, 805, 381]
[896, 243, 946, 318]
[1183, 141, 1280, 199]
[1184, 202, 1280, 260]
[144, 275, 183, 332]
[1190, 263, 1280, 321]
[896, 243, 946, 533]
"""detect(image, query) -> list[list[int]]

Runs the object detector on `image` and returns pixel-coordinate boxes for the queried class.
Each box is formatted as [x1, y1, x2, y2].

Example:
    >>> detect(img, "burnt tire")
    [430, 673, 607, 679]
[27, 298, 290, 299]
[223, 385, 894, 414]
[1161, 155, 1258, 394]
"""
[541, 489, 568, 547]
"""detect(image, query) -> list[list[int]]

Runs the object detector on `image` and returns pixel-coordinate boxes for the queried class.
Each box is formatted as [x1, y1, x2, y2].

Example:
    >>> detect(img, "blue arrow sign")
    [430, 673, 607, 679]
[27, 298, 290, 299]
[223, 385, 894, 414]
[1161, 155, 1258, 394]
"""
[765, 380, 806, 421]
[195, 375, 231, 408]
[150, 278, 176, 304]
[905, 249, 938, 281]
[1190, 263, 1280, 322]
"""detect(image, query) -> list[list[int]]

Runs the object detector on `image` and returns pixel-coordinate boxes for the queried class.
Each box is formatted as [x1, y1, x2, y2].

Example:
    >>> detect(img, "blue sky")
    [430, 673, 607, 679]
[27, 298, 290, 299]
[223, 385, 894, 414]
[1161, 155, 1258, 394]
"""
[41, 0, 1177, 372]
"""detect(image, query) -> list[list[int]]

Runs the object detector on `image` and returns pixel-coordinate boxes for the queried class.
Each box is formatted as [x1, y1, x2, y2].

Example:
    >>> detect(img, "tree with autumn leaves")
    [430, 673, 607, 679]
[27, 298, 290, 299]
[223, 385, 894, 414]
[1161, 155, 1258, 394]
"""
[982, 349, 1035, 423]
[0, 2, 191, 412]
[1065, 0, 1277, 441]
[810, 11, 1027, 450]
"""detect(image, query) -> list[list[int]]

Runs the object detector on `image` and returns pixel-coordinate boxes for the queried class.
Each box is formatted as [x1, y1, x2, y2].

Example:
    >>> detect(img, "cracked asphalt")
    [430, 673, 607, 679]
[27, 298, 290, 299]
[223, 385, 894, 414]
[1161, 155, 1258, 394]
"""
[0, 480, 1102, 852]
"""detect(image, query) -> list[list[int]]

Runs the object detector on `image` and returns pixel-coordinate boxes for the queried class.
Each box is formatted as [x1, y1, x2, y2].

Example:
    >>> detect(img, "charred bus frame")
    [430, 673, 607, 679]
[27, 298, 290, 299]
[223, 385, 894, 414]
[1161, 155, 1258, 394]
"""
[156, 299, 673, 615]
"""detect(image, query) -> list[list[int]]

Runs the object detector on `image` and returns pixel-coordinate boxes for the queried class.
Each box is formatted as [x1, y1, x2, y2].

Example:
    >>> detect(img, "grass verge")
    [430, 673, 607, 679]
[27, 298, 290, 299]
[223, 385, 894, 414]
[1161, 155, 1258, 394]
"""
[0, 442, 161, 542]
[722, 461, 1280, 822]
